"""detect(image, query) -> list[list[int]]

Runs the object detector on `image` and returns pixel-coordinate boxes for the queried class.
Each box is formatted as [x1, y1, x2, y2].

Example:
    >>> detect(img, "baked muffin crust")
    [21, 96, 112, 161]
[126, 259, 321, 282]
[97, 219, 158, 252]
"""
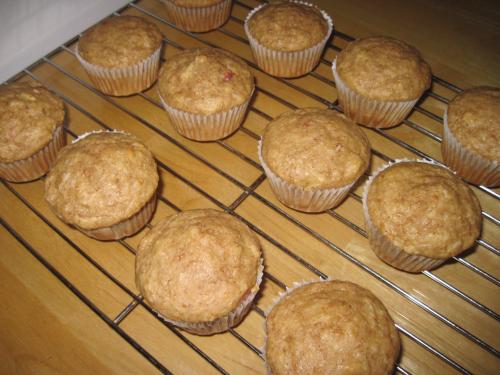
[136, 209, 261, 323]
[78, 16, 163, 68]
[158, 48, 254, 115]
[248, 2, 329, 52]
[45, 132, 158, 230]
[367, 162, 481, 258]
[0, 82, 64, 163]
[266, 281, 400, 375]
[336, 36, 431, 101]
[447, 87, 500, 162]
[262, 108, 371, 189]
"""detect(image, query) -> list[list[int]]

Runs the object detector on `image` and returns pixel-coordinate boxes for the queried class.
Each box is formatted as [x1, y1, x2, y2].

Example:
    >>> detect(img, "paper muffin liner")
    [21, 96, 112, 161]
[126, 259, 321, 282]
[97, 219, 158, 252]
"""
[155, 257, 264, 335]
[75, 44, 162, 96]
[362, 159, 448, 272]
[160, 0, 232, 32]
[158, 90, 252, 141]
[78, 192, 157, 241]
[258, 140, 354, 212]
[442, 109, 500, 187]
[244, 1, 333, 78]
[0, 125, 66, 183]
[332, 59, 419, 128]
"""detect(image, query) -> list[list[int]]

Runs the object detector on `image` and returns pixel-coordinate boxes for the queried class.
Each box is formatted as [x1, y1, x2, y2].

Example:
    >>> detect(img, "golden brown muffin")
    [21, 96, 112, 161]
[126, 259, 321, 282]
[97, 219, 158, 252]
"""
[45, 131, 158, 240]
[78, 16, 163, 68]
[136, 209, 262, 335]
[161, 0, 232, 32]
[158, 48, 253, 114]
[245, 1, 332, 77]
[157, 48, 254, 141]
[333, 36, 431, 128]
[260, 108, 370, 212]
[364, 160, 481, 272]
[336, 37, 431, 101]
[265, 281, 400, 375]
[76, 16, 163, 96]
[0, 82, 66, 182]
[247, 2, 329, 52]
[442, 87, 500, 187]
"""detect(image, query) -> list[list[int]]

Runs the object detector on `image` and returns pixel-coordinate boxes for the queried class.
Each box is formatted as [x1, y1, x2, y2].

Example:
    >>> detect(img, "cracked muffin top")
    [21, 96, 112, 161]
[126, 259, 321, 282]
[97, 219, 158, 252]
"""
[158, 48, 254, 115]
[336, 36, 431, 101]
[0, 82, 64, 163]
[261, 108, 371, 189]
[78, 15, 163, 68]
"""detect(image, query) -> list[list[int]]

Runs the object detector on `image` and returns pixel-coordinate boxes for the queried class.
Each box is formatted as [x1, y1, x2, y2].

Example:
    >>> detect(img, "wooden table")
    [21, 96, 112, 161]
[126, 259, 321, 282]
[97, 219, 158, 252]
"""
[1, 1, 498, 374]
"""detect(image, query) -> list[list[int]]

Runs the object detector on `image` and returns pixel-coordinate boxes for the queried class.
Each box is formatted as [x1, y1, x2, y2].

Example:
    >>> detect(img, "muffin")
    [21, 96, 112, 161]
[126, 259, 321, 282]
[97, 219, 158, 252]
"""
[259, 108, 371, 212]
[442, 87, 500, 187]
[265, 280, 400, 375]
[45, 131, 158, 240]
[157, 48, 254, 141]
[245, 1, 333, 78]
[333, 36, 431, 128]
[363, 160, 482, 272]
[0, 82, 66, 182]
[135, 209, 263, 335]
[160, 0, 232, 32]
[76, 15, 163, 96]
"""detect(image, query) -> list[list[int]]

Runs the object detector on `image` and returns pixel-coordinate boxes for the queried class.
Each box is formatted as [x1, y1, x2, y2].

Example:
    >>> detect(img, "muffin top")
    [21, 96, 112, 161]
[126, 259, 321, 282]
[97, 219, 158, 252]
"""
[167, 0, 225, 6]
[0, 82, 65, 163]
[158, 48, 254, 115]
[366, 161, 481, 258]
[78, 16, 163, 68]
[136, 209, 261, 323]
[447, 87, 500, 162]
[45, 131, 158, 230]
[261, 108, 371, 189]
[336, 36, 431, 101]
[247, 2, 330, 52]
[266, 281, 400, 375]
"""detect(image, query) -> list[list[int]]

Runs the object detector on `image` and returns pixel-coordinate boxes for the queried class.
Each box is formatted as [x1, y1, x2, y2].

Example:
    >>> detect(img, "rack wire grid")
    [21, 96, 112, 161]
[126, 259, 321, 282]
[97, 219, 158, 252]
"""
[1, 0, 499, 374]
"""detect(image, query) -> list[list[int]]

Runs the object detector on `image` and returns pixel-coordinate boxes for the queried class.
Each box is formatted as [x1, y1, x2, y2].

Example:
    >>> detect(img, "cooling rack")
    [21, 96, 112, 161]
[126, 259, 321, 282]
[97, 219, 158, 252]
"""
[1, 0, 498, 374]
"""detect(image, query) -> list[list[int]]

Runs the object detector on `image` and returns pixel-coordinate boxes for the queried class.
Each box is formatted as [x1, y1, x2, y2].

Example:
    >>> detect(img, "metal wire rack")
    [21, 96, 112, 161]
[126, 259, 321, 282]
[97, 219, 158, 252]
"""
[1, 0, 498, 374]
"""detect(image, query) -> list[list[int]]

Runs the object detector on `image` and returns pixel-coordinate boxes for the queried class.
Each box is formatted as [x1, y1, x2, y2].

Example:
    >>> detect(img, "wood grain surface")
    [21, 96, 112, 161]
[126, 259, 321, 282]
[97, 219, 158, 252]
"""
[1, 0, 499, 374]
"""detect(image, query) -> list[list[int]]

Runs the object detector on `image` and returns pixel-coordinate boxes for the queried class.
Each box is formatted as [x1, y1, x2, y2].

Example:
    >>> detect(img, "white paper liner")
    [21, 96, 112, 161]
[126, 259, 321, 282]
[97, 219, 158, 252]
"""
[332, 59, 419, 128]
[155, 258, 264, 335]
[362, 159, 452, 272]
[75, 44, 162, 96]
[78, 192, 157, 241]
[158, 90, 253, 141]
[160, 0, 232, 32]
[244, 1, 333, 78]
[258, 140, 355, 212]
[0, 125, 66, 183]
[442, 109, 500, 187]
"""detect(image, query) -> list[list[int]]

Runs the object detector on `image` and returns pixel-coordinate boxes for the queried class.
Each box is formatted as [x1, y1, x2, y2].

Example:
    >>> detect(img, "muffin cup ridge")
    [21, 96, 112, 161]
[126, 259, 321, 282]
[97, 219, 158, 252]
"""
[77, 192, 157, 241]
[75, 43, 162, 96]
[0, 124, 66, 183]
[72, 129, 129, 144]
[258, 140, 354, 212]
[362, 159, 450, 272]
[442, 109, 500, 187]
[244, 1, 333, 78]
[160, 0, 232, 32]
[154, 257, 264, 335]
[332, 59, 419, 128]
[158, 90, 253, 141]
